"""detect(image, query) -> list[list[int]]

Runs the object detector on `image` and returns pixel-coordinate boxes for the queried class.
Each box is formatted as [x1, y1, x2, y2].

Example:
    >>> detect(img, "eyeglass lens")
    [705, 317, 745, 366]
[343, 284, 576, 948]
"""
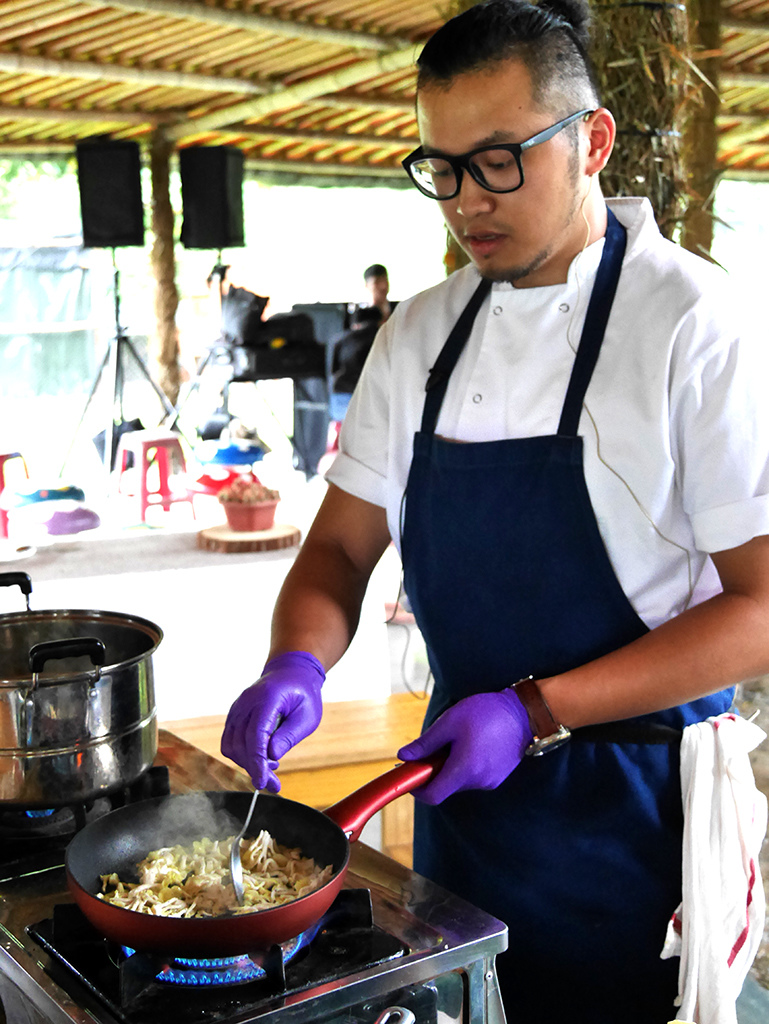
[410, 148, 522, 198]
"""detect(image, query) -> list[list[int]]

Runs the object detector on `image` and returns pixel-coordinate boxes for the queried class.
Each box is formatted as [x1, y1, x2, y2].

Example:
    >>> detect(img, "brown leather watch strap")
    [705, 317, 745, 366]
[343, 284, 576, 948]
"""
[512, 675, 560, 739]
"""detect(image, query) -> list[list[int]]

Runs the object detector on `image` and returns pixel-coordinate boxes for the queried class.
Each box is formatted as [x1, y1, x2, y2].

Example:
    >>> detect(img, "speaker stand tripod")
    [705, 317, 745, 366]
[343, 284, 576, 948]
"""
[61, 253, 186, 478]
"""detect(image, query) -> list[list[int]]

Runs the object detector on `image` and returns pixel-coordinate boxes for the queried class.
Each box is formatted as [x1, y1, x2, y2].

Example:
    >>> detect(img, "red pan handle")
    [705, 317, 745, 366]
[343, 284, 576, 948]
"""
[323, 751, 446, 842]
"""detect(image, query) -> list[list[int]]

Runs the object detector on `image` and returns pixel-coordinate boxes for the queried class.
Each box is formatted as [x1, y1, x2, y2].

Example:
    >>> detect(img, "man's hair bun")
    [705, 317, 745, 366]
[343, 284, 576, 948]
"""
[539, 0, 592, 52]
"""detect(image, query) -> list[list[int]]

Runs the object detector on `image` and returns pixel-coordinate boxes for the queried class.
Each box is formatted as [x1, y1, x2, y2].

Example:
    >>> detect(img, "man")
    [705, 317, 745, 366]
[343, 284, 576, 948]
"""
[222, 2, 769, 1020]
[331, 305, 381, 405]
[362, 262, 395, 323]
[329, 267, 398, 433]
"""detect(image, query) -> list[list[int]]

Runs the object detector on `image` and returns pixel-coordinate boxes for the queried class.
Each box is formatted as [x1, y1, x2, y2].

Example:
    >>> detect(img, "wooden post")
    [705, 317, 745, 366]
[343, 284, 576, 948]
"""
[149, 128, 182, 406]
[682, 0, 722, 260]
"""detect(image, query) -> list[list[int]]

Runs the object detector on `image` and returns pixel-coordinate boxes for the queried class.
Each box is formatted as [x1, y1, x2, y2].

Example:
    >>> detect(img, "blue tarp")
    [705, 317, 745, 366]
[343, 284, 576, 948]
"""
[0, 245, 97, 397]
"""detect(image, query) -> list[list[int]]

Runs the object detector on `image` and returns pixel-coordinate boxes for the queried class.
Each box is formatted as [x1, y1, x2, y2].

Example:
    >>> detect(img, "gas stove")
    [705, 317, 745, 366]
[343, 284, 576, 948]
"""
[0, 730, 507, 1024]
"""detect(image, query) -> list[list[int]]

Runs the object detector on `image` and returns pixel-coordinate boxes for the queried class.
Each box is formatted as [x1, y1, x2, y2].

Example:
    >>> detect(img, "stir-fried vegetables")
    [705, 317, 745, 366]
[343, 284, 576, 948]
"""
[98, 830, 334, 917]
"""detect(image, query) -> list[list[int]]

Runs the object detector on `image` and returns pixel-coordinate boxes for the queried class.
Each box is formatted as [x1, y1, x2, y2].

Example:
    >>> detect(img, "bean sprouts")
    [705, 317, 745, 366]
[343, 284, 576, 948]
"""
[98, 831, 334, 917]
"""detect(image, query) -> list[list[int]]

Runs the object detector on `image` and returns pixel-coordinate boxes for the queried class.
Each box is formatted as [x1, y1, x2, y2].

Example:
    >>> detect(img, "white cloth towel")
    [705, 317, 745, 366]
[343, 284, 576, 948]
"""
[660, 712, 768, 1024]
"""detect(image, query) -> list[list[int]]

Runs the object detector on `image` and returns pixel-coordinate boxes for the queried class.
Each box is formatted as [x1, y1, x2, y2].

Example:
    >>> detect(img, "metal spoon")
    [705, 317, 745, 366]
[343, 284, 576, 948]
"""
[230, 788, 259, 906]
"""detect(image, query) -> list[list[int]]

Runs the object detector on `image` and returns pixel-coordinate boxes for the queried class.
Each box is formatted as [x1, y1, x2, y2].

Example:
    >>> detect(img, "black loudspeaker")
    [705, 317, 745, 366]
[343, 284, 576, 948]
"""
[76, 139, 145, 248]
[179, 146, 245, 250]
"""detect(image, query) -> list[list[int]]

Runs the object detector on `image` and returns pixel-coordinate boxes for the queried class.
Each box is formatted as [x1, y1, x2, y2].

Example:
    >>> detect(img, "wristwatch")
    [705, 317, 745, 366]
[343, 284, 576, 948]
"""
[511, 675, 571, 756]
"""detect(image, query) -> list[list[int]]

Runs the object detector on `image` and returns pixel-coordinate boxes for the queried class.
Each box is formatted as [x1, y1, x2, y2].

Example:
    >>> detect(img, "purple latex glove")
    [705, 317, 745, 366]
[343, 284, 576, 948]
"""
[397, 690, 533, 805]
[220, 651, 325, 793]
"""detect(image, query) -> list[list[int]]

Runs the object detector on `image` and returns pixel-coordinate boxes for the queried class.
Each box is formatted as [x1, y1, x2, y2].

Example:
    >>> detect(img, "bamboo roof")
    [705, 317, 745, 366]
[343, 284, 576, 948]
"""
[0, 0, 767, 182]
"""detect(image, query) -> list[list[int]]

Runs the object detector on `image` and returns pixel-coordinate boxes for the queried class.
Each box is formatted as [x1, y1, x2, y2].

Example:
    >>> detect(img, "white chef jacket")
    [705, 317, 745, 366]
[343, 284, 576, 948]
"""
[326, 197, 769, 630]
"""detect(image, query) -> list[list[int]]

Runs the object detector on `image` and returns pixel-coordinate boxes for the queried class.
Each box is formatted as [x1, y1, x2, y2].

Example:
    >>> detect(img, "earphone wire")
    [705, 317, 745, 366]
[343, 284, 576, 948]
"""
[568, 190, 695, 611]
[384, 485, 431, 698]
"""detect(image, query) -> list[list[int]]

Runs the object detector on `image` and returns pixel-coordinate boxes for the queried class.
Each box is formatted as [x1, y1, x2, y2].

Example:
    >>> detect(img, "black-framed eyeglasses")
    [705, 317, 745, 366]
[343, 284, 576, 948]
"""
[401, 109, 594, 200]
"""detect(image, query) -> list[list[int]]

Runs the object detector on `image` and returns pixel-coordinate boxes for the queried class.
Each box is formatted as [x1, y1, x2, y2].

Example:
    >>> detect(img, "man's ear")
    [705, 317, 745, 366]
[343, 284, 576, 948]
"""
[584, 108, 615, 176]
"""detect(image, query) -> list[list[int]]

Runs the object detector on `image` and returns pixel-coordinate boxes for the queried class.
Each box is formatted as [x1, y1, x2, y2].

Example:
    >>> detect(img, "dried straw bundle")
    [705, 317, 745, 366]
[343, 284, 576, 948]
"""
[590, 1, 700, 238]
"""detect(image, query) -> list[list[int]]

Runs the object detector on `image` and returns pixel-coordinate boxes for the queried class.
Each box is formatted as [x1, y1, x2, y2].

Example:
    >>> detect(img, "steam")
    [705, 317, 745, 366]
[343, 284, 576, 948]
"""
[152, 792, 244, 846]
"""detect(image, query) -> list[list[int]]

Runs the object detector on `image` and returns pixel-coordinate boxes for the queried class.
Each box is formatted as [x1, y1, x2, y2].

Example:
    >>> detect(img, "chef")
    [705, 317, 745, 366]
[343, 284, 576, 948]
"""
[221, 1, 769, 1021]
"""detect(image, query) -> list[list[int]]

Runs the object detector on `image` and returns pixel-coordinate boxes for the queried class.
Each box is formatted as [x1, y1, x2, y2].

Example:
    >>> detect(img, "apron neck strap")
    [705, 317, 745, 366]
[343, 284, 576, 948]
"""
[421, 277, 492, 434]
[418, 207, 627, 438]
[557, 207, 627, 436]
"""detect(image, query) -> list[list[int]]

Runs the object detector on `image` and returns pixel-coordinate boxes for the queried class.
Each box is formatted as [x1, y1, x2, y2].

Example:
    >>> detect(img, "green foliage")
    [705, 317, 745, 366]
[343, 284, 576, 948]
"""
[0, 156, 73, 219]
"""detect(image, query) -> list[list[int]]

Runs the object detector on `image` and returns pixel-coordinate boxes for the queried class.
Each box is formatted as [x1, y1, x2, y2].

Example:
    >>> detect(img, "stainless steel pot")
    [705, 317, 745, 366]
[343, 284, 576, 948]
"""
[0, 571, 162, 807]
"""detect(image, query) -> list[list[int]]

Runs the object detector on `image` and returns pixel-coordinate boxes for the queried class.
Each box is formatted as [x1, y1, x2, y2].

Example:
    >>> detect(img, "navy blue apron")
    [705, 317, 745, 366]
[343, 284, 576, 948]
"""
[401, 210, 732, 1024]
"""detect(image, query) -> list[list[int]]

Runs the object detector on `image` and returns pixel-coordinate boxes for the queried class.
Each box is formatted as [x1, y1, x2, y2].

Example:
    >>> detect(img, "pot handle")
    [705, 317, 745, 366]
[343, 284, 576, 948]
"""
[323, 751, 446, 842]
[373, 1009, 416, 1024]
[0, 571, 32, 610]
[28, 637, 107, 675]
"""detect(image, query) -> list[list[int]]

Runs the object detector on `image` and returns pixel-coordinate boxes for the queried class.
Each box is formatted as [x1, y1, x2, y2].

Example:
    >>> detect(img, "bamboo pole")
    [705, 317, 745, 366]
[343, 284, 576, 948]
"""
[148, 128, 181, 406]
[165, 47, 418, 142]
[681, 0, 722, 260]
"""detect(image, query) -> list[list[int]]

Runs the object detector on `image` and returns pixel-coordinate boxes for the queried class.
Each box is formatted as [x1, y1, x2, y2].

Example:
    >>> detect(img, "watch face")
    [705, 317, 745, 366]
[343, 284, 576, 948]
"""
[525, 726, 572, 757]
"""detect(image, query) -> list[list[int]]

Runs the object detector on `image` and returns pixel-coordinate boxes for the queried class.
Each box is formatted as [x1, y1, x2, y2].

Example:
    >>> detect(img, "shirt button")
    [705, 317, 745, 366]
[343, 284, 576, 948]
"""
[473, 393, 483, 404]
[493, 305, 503, 315]
[559, 303, 570, 313]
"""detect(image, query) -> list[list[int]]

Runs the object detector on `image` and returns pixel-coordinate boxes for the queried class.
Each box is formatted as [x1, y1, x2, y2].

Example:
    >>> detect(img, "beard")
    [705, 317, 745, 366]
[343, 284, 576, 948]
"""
[474, 246, 552, 284]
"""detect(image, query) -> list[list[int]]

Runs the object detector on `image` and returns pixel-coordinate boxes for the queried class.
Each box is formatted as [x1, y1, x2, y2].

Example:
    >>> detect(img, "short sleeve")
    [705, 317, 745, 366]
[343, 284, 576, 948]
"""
[671, 295, 769, 553]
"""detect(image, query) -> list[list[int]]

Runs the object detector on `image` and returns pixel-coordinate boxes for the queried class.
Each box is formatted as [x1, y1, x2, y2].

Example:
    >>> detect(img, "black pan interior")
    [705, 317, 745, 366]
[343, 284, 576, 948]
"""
[66, 791, 349, 894]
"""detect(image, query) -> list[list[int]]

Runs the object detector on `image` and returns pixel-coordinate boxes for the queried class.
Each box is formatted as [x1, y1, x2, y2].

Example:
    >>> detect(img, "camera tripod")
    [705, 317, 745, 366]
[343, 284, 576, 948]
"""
[61, 251, 184, 476]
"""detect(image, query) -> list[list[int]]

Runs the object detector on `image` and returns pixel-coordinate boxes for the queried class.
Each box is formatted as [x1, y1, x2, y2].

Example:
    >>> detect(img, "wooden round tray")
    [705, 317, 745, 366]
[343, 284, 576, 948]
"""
[197, 522, 301, 553]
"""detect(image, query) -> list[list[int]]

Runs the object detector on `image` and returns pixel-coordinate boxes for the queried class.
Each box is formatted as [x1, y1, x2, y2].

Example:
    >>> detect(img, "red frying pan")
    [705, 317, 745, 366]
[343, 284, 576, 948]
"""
[65, 756, 440, 956]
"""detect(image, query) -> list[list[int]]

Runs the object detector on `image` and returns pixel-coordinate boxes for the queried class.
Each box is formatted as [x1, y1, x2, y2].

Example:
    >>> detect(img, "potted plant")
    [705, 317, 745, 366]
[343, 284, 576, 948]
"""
[217, 475, 280, 532]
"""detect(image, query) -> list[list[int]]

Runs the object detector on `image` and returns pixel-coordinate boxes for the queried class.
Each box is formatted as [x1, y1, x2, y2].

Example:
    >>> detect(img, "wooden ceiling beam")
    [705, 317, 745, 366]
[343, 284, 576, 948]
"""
[225, 122, 413, 149]
[0, 52, 270, 95]
[320, 90, 414, 114]
[245, 157, 404, 178]
[81, 0, 412, 52]
[0, 141, 409, 180]
[0, 143, 72, 152]
[0, 52, 422, 109]
[718, 119, 769, 148]
[717, 112, 769, 122]
[721, 17, 769, 38]
[722, 167, 769, 180]
[0, 98, 416, 133]
[165, 46, 419, 139]
[720, 70, 769, 89]
[0, 103, 161, 125]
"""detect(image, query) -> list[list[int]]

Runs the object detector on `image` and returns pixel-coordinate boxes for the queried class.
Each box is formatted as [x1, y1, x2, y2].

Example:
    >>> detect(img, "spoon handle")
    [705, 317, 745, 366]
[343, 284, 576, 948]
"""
[230, 788, 259, 905]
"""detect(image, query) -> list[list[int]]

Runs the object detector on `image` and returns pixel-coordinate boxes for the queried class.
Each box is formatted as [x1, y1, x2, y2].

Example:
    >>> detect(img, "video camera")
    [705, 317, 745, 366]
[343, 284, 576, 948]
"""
[220, 286, 315, 349]
[218, 286, 325, 381]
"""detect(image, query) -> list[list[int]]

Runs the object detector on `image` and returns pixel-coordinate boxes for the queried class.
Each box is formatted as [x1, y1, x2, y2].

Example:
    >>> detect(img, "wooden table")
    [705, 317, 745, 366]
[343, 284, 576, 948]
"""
[161, 691, 429, 866]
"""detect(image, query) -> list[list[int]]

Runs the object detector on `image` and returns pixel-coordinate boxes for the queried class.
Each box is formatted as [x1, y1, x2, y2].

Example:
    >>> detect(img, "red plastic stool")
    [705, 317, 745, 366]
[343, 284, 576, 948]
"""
[192, 467, 245, 496]
[327, 420, 342, 453]
[0, 452, 29, 538]
[116, 431, 195, 523]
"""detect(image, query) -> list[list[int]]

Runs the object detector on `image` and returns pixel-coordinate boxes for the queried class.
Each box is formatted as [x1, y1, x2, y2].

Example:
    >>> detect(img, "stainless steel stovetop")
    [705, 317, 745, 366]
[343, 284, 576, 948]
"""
[0, 731, 507, 1024]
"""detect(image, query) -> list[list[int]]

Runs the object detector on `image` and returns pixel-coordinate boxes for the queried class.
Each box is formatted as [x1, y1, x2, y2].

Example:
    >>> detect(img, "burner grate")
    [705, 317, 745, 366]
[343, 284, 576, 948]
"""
[28, 890, 409, 1024]
[124, 920, 320, 988]
[0, 766, 171, 859]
